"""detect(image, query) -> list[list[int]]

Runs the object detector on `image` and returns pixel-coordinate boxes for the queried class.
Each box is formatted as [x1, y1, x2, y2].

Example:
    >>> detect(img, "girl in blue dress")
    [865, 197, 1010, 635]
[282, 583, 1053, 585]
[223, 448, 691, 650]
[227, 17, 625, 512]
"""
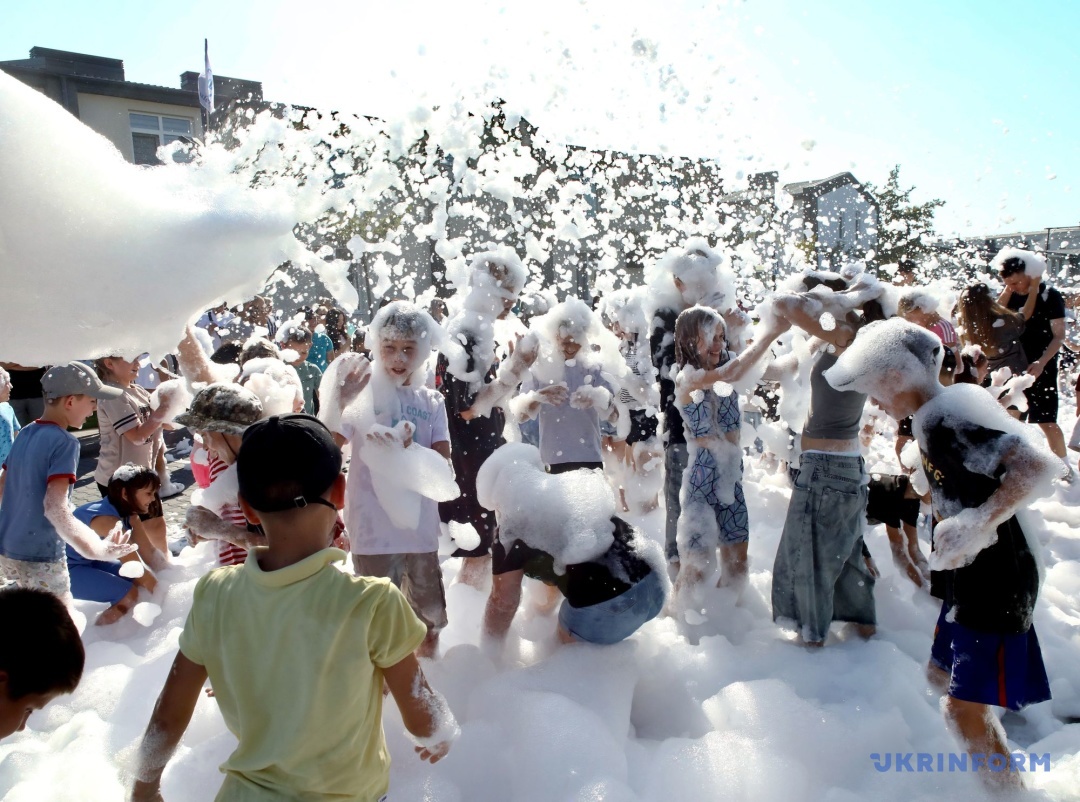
[672, 306, 788, 604]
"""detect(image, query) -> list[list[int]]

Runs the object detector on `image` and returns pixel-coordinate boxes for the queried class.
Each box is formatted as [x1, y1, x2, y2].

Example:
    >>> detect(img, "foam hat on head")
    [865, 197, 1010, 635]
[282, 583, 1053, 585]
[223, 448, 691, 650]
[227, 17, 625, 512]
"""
[824, 318, 942, 395]
[237, 414, 342, 513]
[41, 362, 124, 401]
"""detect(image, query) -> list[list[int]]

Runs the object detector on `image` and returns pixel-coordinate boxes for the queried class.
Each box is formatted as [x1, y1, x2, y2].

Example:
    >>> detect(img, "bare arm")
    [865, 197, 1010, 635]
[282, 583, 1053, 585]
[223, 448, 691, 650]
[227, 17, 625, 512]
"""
[131, 652, 208, 801]
[432, 440, 451, 462]
[1027, 318, 1066, 380]
[44, 480, 136, 560]
[184, 506, 264, 550]
[772, 294, 858, 350]
[933, 438, 1059, 569]
[175, 326, 216, 386]
[383, 652, 458, 763]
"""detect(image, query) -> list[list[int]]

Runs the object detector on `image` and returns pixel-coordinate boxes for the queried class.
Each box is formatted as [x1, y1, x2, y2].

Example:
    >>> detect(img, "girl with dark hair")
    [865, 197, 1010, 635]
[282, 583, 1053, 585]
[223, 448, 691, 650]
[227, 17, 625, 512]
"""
[670, 306, 789, 603]
[70, 464, 161, 625]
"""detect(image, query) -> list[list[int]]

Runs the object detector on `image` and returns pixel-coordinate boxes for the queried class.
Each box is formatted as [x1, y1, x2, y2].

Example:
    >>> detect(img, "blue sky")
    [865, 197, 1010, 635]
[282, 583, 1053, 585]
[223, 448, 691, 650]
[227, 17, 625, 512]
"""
[3, 0, 1077, 238]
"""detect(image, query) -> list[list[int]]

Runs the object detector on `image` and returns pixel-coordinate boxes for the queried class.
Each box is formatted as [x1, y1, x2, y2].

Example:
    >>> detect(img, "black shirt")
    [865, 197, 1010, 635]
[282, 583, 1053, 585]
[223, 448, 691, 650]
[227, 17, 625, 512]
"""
[497, 517, 654, 608]
[1007, 282, 1066, 364]
[649, 306, 685, 447]
[436, 335, 506, 473]
[7, 367, 47, 401]
[921, 412, 1038, 634]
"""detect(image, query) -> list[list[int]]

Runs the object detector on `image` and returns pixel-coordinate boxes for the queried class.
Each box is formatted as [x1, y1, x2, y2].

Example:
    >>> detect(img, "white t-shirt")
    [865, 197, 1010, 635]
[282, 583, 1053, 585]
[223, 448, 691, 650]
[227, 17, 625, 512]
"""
[342, 385, 450, 555]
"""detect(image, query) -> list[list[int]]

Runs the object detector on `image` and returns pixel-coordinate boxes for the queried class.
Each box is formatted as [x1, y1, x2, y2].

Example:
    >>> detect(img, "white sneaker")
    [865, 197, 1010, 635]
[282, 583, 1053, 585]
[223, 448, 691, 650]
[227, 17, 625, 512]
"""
[159, 480, 186, 499]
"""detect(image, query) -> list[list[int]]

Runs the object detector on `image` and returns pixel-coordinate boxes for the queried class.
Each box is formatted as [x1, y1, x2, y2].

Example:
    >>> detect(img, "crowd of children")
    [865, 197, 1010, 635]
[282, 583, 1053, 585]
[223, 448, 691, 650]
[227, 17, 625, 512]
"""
[0, 243, 1077, 796]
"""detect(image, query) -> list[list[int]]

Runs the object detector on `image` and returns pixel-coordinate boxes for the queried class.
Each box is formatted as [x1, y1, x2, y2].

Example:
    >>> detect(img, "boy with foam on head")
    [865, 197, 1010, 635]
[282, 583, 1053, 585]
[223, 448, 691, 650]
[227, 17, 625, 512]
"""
[825, 318, 1057, 790]
[131, 414, 457, 802]
[327, 301, 454, 659]
[0, 363, 136, 600]
[0, 586, 85, 739]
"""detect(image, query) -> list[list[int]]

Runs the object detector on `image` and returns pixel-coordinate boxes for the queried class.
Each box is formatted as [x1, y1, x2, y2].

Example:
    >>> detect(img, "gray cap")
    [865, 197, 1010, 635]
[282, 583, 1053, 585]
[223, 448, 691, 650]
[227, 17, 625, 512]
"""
[41, 362, 124, 401]
[175, 383, 263, 435]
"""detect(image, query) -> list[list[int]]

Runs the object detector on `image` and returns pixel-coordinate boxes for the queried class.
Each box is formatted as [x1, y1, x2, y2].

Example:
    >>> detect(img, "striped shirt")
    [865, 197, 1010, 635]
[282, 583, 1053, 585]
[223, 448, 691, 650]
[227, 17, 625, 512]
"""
[94, 383, 163, 485]
[929, 319, 959, 349]
[618, 338, 646, 407]
[208, 455, 250, 567]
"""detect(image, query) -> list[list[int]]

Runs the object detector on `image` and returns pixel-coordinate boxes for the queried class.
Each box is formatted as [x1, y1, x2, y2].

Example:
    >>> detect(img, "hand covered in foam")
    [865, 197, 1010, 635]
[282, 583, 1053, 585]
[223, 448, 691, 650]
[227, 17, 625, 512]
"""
[570, 385, 612, 411]
[537, 384, 569, 406]
[88, 525, 138, 562]
[929, 508, 996, 571]
[366, 421, 415, 450]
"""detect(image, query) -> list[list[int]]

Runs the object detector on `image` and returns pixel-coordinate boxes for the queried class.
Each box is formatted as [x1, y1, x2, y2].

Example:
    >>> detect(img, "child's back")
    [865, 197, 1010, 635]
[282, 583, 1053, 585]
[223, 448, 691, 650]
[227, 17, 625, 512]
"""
[181, 552, 424, 799]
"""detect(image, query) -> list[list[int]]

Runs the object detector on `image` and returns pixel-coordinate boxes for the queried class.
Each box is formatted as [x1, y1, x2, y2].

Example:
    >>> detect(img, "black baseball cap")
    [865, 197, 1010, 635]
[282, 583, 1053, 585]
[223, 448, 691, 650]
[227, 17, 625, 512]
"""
[236, 414, 342, 513]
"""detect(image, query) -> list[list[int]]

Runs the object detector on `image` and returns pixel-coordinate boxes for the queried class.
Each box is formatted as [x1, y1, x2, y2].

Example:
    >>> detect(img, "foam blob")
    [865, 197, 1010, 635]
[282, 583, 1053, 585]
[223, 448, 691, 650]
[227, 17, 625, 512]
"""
[0, 70, 299, 363]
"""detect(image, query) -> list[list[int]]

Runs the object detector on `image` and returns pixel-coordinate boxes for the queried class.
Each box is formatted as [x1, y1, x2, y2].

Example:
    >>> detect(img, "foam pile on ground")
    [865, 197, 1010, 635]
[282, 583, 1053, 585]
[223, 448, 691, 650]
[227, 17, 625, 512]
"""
[4, 411, 1080, 799]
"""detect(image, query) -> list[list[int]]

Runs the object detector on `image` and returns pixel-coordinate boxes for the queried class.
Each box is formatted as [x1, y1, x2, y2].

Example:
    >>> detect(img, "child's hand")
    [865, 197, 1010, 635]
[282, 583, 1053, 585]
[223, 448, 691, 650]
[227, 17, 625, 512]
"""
[92, 527, 138, 561]
[414, 740, 451, 764]
[930, 510, 993, 571]
[338, 355, 373, 407]
[537, 384, 568, 406]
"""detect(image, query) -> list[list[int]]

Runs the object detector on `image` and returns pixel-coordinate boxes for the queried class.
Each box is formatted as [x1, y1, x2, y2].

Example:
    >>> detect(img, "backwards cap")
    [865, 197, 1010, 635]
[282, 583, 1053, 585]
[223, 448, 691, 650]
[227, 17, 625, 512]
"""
[237, 414, 342, 513]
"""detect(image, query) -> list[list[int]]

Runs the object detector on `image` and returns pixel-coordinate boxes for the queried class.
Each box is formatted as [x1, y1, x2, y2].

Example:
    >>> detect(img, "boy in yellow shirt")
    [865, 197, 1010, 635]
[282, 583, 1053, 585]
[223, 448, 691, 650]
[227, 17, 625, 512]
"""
[131, 414, 457, 801]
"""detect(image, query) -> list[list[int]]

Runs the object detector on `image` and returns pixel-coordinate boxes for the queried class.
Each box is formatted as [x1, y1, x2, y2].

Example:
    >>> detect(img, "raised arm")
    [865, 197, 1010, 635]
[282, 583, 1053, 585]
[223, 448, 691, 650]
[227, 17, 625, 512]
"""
[176, 326, 216, 386]
[771, 293, 859, 350]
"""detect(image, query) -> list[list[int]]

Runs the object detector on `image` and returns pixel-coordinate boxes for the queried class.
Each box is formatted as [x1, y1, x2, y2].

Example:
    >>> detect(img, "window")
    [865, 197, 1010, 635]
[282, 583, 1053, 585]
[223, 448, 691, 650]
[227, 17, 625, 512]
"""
[129, 113, 193, 165]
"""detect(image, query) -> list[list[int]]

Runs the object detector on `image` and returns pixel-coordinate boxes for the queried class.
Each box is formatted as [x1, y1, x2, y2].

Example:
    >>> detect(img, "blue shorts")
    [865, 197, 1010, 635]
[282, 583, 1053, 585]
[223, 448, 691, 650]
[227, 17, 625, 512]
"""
[930, 602, 1051, 711]
[67, 544, 132, 605]
[558, 569, 665, 645]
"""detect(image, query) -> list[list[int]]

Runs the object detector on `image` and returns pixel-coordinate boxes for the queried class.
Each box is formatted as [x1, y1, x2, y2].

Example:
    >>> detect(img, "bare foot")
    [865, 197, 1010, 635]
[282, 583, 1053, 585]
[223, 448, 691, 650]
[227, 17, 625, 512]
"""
[94, 603, 130, 626]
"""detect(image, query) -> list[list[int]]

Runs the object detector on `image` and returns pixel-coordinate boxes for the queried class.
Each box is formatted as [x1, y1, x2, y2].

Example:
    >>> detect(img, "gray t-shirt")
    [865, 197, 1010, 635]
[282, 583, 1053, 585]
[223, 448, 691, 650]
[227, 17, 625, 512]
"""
[804, 351, 867, 441]
[522, 359, 611, 466]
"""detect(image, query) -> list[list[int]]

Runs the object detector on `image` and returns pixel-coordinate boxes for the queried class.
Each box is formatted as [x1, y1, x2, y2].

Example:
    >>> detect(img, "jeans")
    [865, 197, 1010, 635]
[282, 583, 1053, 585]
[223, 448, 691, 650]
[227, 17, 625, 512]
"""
[664, 443, 688, 560]
[771, 452, 875, 643]
[558, 569, 666, 645]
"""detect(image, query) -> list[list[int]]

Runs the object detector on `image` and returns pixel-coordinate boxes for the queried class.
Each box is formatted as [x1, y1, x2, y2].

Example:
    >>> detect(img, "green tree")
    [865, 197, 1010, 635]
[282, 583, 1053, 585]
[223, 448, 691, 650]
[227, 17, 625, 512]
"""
[865, 165, 944, 268]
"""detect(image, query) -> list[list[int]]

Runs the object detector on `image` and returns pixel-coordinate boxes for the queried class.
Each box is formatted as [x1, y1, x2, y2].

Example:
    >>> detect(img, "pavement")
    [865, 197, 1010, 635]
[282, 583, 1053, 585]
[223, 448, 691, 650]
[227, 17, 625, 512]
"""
[73, 427, 198, 533]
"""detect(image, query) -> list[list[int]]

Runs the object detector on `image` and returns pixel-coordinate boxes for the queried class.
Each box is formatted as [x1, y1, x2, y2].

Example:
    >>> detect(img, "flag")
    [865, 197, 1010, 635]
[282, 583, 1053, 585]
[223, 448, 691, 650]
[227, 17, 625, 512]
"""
[198, 39, 214, 114]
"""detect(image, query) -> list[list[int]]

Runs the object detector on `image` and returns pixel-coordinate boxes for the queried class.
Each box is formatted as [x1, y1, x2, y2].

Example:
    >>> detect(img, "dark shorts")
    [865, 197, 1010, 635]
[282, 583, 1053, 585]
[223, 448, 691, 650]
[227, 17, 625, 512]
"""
[97, 483, 164, 520]
[897, 416, 913, 437]
[865, 474, 919, 529]
[626, 408, 659, 445]
[548, 461, 603, 475]
[1024, 364, 1059, 425]
[930, 602, 1051, 711]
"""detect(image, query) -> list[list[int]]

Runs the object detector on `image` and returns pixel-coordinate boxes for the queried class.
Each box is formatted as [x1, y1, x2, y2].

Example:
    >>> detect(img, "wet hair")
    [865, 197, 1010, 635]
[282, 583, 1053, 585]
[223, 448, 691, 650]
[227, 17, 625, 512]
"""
[953, 350, 985, 385]
[801, 273, 849, 293]
[998, 256, 1027, 278]
[374, 303, 429, 345]
[428, 299, 448, 319]
[0, 587, 84, 698]
[861, 300, 888, 324]
[896, 258, 917, 276]
[278, 324, 312, 346]
[324, 308, 348, 336]
[106, 464, 161, 517]
[210, 342, 243, 365]
[239, 338, 280, 367]
[956, 283, 1023, 353]
[674, 306, 724, 371]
